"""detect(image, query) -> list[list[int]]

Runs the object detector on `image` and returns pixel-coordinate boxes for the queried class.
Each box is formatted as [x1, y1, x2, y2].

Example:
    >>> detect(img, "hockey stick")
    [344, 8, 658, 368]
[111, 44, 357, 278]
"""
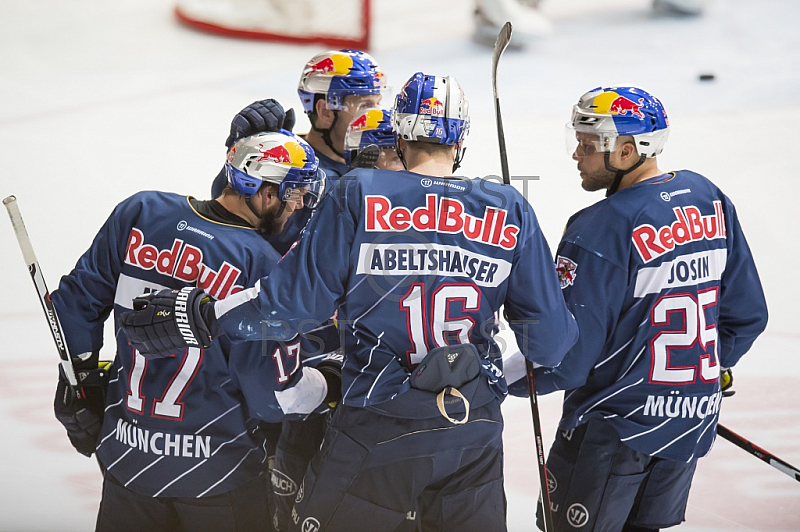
[717, 423, 800, 483]
[492, 22, 555, 532]
[3, 195, 83, 398]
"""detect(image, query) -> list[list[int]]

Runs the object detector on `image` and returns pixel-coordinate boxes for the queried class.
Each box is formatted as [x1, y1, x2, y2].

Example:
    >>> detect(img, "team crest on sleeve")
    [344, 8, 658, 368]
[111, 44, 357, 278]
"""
[556, 256, 578, 289]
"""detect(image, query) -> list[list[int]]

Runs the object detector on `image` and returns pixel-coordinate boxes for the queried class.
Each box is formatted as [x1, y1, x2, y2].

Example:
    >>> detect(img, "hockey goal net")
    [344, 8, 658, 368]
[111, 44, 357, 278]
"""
[175, 0, 370, 50]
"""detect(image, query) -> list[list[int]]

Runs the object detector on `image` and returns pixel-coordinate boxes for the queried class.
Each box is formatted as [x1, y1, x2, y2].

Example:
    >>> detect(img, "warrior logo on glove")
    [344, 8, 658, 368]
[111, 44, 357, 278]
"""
[120, 286, 218, 357]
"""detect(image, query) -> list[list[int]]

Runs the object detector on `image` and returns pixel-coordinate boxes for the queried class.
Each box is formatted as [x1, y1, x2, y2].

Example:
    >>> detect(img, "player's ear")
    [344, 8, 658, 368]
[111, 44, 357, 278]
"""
[314, 99, 335, 128]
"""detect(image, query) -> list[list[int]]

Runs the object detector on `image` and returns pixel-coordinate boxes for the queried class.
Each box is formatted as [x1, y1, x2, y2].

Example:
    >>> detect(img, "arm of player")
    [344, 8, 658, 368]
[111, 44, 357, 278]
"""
[213, 179, 356, 343]
[531, 241, 628, 395]
[229, 338, 329, 423]
[504, 212, 579, 371]
[51, 199, 131, 357]
[716, 201, 768, 368]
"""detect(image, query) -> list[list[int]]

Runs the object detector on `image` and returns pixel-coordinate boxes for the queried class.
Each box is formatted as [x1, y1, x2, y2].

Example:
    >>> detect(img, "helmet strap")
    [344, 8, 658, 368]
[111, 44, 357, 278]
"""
[604, 152, 646, 197]
[396, 144, 408, 171]
[452, 146, 466, 173]
[310, 111, 345, 159]
[244, 195, 262, 221]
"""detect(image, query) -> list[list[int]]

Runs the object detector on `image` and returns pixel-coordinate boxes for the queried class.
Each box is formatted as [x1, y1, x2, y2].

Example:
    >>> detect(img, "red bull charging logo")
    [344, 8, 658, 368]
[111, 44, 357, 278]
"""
[593, 91, 645, 118]
[257, 141, 307, 168]
[350, 109, 383, 131]
[419, 97, 444, 117]
[307, 53, 354, 76]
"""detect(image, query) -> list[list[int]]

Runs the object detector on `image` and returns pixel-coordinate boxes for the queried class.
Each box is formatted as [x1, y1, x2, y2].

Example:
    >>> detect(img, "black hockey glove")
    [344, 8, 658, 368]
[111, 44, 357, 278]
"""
[224, 99, 296, 148]
[316, 349, 343, 409]
[348, 144, 381, 171]
[54, 360, 111, 457]
[721, 367, 735, 397]
[119, 287, 219, 357]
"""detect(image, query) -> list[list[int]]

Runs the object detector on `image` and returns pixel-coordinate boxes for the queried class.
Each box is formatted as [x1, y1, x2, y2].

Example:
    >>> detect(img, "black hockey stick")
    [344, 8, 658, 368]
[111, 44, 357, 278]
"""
[492, 22, 555, 532]
[4, 195, 83, 399]
[717, 423, 800, 483]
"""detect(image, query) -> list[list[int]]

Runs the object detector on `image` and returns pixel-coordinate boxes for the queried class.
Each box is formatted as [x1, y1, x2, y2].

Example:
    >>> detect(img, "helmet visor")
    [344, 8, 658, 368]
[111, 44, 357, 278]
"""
[565, 124, 619, 158]
[279, 169, 326, 210]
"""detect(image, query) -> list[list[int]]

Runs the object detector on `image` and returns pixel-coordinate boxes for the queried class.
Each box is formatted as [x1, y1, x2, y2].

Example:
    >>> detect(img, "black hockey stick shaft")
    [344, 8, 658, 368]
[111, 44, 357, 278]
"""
[717, 423, 800, 482]
[492, 22, 555, 532]
[3, 195, 83, 398]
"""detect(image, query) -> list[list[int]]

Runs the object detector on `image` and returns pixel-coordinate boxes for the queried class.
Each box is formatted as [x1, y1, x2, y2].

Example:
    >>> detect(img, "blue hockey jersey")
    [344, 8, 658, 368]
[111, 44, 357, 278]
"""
[538, 170, 767, 461]
[215, 170, 579, 407]
[51, 192, 326, 497]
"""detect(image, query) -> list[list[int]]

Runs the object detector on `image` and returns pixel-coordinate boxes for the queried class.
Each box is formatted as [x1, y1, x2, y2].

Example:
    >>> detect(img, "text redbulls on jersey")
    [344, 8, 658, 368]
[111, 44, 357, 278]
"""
[215, 169, 578, 407]
[51, 192, 324, 498]
[529, 170, 767, 461]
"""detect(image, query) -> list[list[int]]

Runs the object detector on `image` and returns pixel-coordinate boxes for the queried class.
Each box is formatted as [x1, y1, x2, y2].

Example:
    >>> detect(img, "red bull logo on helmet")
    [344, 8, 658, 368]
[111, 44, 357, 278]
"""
[307, 53, 354, 76]
[350, 109, 383, 131]
[257, 141, 307, 168]
[419, 97, 445, 117]
[592, 91, 644, 119]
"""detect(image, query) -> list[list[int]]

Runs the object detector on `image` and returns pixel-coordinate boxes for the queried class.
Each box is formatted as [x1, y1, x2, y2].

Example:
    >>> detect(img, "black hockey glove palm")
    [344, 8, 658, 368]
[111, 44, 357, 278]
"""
[316, 349, 343, 410]
[721, 367, 735, 397]
[119, 287, 219, 357]
[54, 361, 111, 457]
[225, 99, 296, 148]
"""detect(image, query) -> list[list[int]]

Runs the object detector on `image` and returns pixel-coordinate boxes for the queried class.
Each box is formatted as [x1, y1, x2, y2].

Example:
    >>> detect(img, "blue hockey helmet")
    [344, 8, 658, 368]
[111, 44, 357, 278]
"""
[392, 72, 470, 146]
[343, 108, 395, 165]
[568, 86, 669, 158]
[225, 130, 325, 209]
[297, 49, 387, 115]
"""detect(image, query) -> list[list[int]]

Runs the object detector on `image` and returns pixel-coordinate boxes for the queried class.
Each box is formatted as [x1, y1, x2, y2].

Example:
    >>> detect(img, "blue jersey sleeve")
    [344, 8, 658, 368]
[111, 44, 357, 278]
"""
[717, 202, 768, 367]
[215, 179, 355, 342]
[533, 242, 627, 394]
[51, 198, 134, 356]
[504, 213, 578, 369]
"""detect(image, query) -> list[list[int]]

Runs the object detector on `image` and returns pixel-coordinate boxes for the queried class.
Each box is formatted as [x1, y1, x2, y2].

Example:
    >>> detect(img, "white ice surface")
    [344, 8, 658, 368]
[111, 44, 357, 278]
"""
[1, 0, 798, 530]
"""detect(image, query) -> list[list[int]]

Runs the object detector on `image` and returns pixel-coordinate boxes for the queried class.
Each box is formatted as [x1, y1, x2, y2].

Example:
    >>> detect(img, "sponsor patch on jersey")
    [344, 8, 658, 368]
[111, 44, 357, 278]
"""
[555, 255, 578, 289]
[631, 201, 726, 263]
[365, 194, 520, 251]
[660, 188, 692, 202]
[124, 227, 244, 300]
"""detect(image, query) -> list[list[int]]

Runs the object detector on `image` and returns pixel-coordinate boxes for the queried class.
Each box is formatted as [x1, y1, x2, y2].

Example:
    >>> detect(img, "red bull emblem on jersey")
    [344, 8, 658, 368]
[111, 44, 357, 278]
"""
[419, 97, 445, 117]
[257, 141, 307, 168]
[592, 91, 645, 119]
[365, 194, 520, 250]
[124, 228, 245, 300]
[307, 53, 354, 76]
[556, 256, 578, 289]
[632, 201, 727, 263]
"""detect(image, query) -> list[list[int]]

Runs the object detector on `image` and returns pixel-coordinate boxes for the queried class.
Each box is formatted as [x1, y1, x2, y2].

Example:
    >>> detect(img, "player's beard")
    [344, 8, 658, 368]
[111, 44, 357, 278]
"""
[256, 202, 285, 236]
[579, 166, 616, 192]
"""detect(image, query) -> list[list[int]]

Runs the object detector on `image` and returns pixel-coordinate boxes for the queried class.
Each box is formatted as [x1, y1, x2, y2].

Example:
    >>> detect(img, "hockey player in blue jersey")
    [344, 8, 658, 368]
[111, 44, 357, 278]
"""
[120, 71, 579, 531]
[521, 86, 767, 531]
[52, 130, 334, 531]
